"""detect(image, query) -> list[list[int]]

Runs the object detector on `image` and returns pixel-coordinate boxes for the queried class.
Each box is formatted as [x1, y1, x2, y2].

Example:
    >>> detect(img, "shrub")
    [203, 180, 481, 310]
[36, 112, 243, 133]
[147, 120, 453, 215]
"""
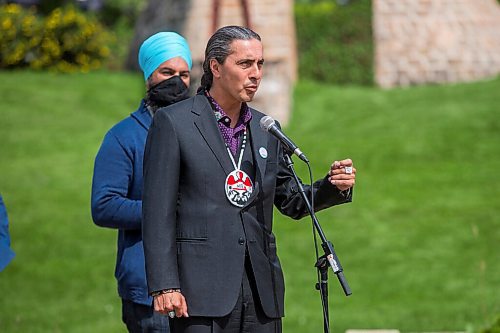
[97, 0, 143, 28]
[0, 4, 113, 72]
[35, 5, 112, 72]
[295, 0, 373, 85]
[0, 4, 42, 68]
[96, 0, 142, 70]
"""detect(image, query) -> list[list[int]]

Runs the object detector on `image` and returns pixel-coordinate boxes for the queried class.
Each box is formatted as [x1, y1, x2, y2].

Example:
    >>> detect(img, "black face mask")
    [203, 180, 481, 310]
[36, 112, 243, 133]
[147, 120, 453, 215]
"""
[146, 75, 189, 110]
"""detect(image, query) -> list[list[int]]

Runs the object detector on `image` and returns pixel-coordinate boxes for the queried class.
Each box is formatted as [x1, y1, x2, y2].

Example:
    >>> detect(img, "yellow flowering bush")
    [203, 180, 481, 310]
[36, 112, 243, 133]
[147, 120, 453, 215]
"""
[0, 4, 113, 72]
[0, 4, 41, 68]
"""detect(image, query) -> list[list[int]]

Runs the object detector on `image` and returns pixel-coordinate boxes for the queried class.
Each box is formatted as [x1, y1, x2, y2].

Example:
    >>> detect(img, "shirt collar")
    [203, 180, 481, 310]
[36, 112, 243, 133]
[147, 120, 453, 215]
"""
[205, 90, 252, 128]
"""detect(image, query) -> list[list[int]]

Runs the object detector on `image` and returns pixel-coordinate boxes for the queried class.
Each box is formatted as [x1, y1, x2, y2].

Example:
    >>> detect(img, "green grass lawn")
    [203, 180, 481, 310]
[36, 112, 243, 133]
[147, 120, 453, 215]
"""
[0, 70, 499, 333]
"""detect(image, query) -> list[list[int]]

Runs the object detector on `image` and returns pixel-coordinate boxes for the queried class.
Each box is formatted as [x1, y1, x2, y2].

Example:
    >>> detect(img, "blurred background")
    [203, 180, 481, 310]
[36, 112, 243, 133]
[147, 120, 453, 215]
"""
[0, 0, 499, 332]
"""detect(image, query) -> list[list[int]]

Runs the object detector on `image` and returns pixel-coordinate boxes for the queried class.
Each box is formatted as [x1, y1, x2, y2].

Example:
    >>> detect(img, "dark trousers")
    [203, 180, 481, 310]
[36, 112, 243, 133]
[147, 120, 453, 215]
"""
[171, 258, 281, 333]
[122, 298, 170, 333]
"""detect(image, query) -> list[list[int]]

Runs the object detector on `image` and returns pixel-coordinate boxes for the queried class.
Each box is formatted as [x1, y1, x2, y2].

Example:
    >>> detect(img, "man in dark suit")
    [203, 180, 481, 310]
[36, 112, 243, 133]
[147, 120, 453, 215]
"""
[142, 26, 356, 333]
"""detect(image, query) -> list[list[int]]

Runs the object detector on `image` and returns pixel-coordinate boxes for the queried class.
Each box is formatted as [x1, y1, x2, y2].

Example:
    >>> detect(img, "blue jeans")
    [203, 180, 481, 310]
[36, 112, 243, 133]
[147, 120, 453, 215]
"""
[122, 299, 170, 333]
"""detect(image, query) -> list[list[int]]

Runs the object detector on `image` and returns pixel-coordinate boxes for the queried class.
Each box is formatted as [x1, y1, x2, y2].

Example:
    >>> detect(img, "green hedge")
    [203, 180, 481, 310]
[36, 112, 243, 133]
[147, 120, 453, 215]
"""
[0, 4, 112, 72]
[295, 0, 373, 85]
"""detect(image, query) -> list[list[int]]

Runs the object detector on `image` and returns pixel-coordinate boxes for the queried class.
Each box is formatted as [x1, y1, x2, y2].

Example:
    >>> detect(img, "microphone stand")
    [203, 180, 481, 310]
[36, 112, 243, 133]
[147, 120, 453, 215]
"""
[282, 153, 351, 333]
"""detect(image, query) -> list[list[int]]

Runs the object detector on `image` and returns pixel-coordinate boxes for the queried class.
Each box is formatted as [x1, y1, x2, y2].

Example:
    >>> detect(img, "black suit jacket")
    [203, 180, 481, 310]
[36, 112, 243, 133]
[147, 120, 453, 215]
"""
[142, 94, 352, 318]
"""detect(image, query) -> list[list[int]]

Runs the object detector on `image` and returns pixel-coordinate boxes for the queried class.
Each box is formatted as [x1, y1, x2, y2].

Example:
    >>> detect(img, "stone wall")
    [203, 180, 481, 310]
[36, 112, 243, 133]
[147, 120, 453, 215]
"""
[183, 0, 297, 124]
[374, 0, 500, 88]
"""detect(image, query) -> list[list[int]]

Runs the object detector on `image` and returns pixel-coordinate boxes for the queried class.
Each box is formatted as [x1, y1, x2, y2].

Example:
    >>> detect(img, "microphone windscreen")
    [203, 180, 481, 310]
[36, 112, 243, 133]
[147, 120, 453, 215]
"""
[260, 116, 275, 131]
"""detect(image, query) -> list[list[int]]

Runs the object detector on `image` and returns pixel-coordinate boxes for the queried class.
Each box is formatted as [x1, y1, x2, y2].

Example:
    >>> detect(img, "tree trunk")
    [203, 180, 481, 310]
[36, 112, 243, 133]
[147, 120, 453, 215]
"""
[124, 0, 191, 72]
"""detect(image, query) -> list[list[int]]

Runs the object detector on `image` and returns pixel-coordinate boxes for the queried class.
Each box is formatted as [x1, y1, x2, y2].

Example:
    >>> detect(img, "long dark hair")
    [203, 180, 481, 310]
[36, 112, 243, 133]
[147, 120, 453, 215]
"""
[197, 26, 261, 93]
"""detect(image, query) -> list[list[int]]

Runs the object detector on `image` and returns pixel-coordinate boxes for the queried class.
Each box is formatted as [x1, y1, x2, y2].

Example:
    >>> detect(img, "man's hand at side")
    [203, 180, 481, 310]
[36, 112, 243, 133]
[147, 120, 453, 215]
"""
[154, 291, 189, 318]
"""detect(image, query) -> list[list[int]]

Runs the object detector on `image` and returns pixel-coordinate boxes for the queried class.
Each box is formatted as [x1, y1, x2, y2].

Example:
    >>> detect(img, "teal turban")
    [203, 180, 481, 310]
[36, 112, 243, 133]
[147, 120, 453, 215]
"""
[138, 32, 192, 81]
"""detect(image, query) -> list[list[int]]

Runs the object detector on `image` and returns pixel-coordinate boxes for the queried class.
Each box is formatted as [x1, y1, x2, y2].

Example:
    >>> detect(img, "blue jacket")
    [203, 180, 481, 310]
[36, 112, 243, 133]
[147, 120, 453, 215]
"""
[91, 101, 152, 305]
[0, 194, 15, 272]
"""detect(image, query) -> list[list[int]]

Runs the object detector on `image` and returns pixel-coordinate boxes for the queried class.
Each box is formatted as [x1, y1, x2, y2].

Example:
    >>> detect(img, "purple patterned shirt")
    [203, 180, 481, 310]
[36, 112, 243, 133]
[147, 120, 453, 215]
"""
[205, 92, 253, 157]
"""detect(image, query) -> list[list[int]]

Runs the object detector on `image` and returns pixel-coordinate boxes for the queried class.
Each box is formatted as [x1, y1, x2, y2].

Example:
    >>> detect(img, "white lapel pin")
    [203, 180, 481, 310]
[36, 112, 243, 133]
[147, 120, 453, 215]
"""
[259, 147, 268, 159]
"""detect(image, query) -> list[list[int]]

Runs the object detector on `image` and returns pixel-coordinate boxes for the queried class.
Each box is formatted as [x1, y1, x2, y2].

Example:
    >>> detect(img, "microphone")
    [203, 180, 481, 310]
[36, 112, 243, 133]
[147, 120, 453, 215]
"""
[259, 116, 309, 163]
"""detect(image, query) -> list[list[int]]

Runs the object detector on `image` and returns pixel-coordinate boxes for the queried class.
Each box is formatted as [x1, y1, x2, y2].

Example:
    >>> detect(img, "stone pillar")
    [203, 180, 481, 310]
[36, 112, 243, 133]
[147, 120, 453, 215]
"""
[374, 0, 500, 88]
[184, 0, 297, 124]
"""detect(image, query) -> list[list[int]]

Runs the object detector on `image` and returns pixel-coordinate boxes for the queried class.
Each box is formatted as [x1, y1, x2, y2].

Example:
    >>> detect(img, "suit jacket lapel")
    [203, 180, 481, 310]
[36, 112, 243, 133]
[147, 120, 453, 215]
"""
[248, 112, 268, 184]
[192, 95, 233, 175]
[239, 112, 268, 209]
